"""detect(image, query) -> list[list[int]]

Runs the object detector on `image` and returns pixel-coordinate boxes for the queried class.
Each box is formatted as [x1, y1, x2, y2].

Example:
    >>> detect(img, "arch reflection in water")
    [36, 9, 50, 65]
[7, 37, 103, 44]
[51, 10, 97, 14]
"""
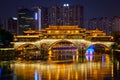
[85, 45, 110, 62]
[34, 70, 41, 80]
[48, 41, 78, 62]
[85, 46, 94, 61]
[10, 59, 113, 80]
[85, 45, 94, 55]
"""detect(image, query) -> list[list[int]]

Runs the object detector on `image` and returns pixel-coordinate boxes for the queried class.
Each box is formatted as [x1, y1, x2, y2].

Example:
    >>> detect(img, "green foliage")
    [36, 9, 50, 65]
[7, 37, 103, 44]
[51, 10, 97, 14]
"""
[0, 29, 13, 47]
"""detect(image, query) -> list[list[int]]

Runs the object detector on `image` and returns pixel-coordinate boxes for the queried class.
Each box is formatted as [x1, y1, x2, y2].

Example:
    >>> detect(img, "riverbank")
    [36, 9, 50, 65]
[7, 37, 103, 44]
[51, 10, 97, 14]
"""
[0, 48, 16, 61]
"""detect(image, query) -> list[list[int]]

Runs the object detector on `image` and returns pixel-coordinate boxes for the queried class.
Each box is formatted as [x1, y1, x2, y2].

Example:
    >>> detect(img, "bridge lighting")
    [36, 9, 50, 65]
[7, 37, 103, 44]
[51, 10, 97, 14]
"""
[48, 50, 52, 55]
[86, 48, 94, 55]
[85, 45, 95, 55]
[86, 55, 93, 61]
[34, 70, 41, 80]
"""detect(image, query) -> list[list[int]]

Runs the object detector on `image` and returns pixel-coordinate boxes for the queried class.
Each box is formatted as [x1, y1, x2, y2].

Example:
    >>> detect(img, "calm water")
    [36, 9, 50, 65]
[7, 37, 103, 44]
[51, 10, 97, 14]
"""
[0, 53, 120, 80]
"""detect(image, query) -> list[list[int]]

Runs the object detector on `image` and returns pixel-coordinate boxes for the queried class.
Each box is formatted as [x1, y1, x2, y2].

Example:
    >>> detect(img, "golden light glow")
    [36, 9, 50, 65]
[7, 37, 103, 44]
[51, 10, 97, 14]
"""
[10, 58, 113, 80]
[48, 30, 51, 34]
[55, 30, 59, 34]
[67, 30, 70, 33]
[14, 25, 113, 43]
[75, 30, 79, 33]
[48, 50, 52, 55]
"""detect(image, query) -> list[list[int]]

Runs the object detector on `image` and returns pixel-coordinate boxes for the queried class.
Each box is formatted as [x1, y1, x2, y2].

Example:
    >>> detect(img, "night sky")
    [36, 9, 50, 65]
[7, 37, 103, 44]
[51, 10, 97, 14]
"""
[0, 0, 120, 20]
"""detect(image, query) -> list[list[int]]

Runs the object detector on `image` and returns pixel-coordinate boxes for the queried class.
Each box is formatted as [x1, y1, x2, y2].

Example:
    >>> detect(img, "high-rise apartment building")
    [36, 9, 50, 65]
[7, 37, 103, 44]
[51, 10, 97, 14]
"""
[48, 4, 84, 27]
[111, 16, 120, 32]
[0, 18, 4, 29]
[17, 4, 83, 34]
[88, 17, 112, 35]
[17, 8, 35, 35]
[2, 17, 17, 35]
[7, 17, 17, 35]
[98, 17, 112, 35]
[33, 6, 48, 30]
[88, 18, 98, 30]
[17, 7, 48, 35]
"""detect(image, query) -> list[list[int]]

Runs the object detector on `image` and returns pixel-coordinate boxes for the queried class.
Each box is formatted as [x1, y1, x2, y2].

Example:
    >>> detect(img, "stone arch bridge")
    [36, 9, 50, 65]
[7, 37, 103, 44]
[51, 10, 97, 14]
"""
[13, 39, 114, 52]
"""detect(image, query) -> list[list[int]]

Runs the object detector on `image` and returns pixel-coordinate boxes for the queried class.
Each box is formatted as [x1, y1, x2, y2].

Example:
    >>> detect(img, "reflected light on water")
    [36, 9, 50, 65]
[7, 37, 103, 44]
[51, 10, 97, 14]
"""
[10, 59, 113, 80]
[34, 70, 41, 80]
[8, 45, 114, 80]
[86, 55, 93, 61]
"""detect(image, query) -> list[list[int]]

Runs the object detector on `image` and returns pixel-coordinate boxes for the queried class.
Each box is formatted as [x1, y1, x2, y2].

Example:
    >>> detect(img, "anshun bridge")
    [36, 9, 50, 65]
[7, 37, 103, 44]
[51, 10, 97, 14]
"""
[1, 25, 120, 80]
[11, 25, 114, 59]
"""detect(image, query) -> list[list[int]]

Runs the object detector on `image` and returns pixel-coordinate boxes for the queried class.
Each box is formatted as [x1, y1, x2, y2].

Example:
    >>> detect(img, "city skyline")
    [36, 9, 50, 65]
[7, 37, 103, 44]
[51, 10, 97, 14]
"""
[0, 0, 120, 20]
[17, 5, 83, 35]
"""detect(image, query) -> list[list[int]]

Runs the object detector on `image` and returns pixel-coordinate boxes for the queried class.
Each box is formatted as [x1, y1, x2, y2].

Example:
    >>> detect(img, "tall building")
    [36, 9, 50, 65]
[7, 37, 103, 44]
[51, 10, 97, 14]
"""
[88, 17, 112, 35]
[33, 6, 48, 30]
[0, 17, 3, 29]
[17, 7, 35, 35]
[17, 4, 83, 35]
[7, 17, 17, 35]
[48, 4, 84, 27]
[88, 18, 98, 30]
[98, 17, 112, 35]
[111, 16, 120, 32]
[2, 17, 17, 35]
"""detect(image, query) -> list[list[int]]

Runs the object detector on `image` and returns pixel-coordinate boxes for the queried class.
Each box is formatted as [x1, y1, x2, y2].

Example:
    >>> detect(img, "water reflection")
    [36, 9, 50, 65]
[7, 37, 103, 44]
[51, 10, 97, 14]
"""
[9, 58, 113, 80]
[34, 70, 41, 80]
[0, 51, 120, 80]
[0, 62, 14, 80]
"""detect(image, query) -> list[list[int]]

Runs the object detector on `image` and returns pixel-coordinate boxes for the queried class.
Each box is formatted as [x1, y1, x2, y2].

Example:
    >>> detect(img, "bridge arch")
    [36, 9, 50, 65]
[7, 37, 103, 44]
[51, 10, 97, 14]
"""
[47, 40, 79, 55]
[17, 43, 39, 51]
[48, 40, 78, 50]
[86, 43, 110, 55]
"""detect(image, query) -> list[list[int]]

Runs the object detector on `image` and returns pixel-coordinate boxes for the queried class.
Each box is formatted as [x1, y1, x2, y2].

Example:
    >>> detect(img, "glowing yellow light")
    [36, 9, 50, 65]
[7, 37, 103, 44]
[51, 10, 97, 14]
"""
[75, 30, 79, 33]
[48, 50, 52, 55]
[48, 30, 51, 33]
[67, 30, 70, 33]
[55, 31, 59, 34]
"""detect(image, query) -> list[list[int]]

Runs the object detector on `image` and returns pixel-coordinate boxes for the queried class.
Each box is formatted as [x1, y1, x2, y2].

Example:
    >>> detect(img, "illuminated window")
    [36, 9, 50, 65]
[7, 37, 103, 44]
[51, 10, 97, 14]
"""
[71, 31, 74, 34]
[55, 31, 59, 34]
[75, 30, 79, 33]
[67, 31, 70, 34]
[61, 36, 64, 38]
[52, 36, 56, 39]
[48, 30, 51, 34]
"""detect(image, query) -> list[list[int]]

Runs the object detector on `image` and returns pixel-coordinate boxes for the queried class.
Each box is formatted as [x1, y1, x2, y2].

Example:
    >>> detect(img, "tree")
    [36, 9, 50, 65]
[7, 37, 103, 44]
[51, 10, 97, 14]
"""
[0, 29, 13, 48]
[111, 31, 120, 44]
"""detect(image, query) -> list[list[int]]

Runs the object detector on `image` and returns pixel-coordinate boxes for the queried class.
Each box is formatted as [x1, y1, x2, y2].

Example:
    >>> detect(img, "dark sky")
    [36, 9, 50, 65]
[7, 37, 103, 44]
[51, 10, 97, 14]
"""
[0, 0, 120, 20]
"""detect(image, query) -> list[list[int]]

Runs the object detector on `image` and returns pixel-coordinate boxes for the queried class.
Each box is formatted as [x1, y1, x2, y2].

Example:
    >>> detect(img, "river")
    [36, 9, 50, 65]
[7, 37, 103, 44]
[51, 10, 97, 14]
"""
[0, 51, 120, 80]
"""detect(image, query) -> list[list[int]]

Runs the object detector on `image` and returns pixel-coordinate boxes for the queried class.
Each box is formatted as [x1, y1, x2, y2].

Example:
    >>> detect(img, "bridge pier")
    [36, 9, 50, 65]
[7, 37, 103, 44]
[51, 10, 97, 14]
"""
[40, 48, 48, 59]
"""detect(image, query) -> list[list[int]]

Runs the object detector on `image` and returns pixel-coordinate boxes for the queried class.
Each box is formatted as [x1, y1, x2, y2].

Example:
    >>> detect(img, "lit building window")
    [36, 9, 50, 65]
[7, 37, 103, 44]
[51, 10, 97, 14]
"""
[67, 31, 70, 34]
[55, 31, 59, 34]
[48, 30, 51, 34]
[75, 30, 79, 33]
[71, 31, 74, 34]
